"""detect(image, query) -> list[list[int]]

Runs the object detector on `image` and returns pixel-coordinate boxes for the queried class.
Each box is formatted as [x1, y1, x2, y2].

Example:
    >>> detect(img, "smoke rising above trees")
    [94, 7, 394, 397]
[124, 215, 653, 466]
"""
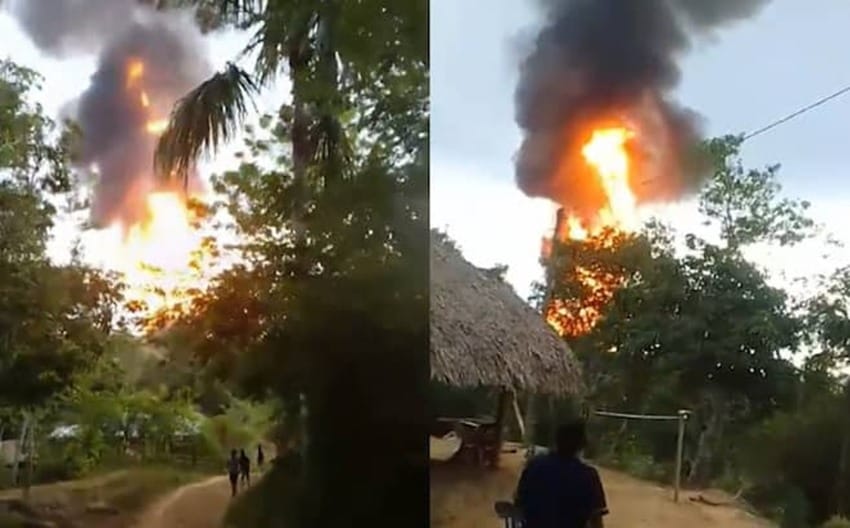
[515, 0, 772, 214]
[7, 0, 209, 228]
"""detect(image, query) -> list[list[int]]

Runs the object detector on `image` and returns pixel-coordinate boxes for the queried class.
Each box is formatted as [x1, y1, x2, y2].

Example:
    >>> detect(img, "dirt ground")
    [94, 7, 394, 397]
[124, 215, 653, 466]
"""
[133, 475, 232, 528]
[0, 468, 208, 527]
[431, 451, 774, 528]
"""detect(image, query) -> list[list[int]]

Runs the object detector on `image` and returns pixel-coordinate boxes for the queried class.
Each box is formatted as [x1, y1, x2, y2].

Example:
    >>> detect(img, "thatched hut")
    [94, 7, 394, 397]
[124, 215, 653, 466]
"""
[430, 231, 582, 463]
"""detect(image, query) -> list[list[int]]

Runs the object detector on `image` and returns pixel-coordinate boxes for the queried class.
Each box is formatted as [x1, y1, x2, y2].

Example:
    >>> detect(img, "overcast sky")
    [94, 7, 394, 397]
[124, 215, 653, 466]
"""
[3, 2, 850, 300]
[431, 0, 850, 299]
[0, 9, 282, 267]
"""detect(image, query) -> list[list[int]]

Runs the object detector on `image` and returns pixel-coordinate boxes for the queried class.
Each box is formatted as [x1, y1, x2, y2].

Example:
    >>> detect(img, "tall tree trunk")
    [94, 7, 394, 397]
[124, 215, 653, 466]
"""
[687, 394, 726, 486]
[836, 381, 850, 514]
[24, 419, 35, 501]
[287, 14, 314, 459]
[12, 412, 29, 493]
[837, 425, 850, 514]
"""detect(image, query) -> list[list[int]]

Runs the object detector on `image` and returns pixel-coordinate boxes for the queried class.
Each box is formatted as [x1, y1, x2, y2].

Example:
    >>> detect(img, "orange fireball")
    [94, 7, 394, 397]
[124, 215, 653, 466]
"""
[91, 57, 214, 328]
[545, 125, 638, 337]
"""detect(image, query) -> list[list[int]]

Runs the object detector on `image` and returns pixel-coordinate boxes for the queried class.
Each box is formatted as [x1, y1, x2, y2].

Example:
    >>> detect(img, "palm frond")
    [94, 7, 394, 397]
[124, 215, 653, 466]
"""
[214, 0, 265, 27]
[138, 0, 263, 30]
[245, 2, 316, 86]
[248, 20, 286, 85]
[155, 63, 258, 184]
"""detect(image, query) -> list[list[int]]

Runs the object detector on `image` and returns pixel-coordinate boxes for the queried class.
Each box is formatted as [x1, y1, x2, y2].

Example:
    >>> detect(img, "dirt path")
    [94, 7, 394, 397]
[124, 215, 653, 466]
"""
[595, 468, 772, 527]
[431, 451, 773, 528]
[134, 475, 233, 528]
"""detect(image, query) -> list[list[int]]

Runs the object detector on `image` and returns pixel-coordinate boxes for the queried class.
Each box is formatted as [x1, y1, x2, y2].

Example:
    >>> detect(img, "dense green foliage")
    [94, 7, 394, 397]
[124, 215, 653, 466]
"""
[147, 1, 429, 526]
[0, 61, 122, 410]
[2, 2, 428, 524]
[520, 135, 850, 526]
[0, 57, 271, 497]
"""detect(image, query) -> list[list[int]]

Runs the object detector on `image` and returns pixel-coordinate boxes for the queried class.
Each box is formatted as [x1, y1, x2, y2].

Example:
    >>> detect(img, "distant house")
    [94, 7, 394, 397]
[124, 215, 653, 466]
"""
[48, 425, 80, 440]
[0, 439, 29, 466]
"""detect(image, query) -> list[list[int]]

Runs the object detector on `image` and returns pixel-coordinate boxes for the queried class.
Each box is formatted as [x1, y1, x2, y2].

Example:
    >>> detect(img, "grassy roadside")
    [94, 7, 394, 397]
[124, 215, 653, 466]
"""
[0, 465, 213, 527]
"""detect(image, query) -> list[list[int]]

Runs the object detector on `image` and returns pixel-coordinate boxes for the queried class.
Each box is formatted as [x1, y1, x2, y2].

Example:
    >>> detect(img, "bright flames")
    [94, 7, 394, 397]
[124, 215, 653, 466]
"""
[110, 192, 209, 318]
[95, 58, 212, 327]
[545, 126, 638, 337]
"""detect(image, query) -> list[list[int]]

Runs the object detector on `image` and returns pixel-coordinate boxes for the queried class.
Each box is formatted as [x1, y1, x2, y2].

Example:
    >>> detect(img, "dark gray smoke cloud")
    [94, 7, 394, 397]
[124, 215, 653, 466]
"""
[515, 0, 771, 219]
[9, 0, 136, 56]
[8, 1, 209, 229]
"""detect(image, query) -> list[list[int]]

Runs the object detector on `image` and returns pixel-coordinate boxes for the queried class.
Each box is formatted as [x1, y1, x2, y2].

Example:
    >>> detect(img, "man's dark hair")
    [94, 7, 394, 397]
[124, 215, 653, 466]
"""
[554, 420, 587, 456]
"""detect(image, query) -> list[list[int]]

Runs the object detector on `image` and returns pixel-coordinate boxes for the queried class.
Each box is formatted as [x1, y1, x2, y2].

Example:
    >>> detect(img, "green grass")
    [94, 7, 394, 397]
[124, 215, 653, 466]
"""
[0, 513, 27, 528]
[0, 465, 212, 526]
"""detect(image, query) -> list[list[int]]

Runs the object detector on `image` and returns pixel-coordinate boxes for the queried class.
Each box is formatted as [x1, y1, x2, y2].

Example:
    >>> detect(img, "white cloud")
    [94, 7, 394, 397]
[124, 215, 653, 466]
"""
[431, 161, 556, 299]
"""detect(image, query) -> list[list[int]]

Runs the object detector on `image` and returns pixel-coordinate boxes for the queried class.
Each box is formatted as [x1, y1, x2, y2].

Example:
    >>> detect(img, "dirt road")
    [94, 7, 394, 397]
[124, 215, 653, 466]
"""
[594, 467, 772, 527]
[431, 451, 774, 528]
[134, 475, 232, 528]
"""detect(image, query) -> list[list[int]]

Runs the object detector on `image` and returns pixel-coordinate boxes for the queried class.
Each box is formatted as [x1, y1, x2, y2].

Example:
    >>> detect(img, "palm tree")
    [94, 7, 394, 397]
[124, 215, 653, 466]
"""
[152, 0, 425, 446]
[151, 2, 427, 523]
[154, 0, 425, 201]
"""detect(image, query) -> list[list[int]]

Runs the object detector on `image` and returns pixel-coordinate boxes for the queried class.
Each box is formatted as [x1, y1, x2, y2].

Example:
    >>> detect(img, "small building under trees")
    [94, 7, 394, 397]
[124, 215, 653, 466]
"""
[429, 231, 583, 466]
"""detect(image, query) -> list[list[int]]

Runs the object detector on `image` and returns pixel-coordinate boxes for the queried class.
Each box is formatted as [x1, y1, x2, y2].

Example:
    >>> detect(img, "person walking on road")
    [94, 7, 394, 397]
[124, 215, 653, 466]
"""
[227, 449, 240, 497]
[257, 443, 265, 470]
[239, 448, 251, 488]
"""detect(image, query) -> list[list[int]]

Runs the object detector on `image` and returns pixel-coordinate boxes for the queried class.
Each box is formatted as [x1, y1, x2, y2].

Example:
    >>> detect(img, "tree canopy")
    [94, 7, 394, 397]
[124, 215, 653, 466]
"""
[0, 60, 122, 409]
[535, 134, 850, 525]
[145, 1, 429, 525]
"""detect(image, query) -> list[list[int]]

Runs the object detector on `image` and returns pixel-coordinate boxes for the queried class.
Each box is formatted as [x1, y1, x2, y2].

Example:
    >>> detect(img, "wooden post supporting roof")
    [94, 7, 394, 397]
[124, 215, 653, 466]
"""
[494, 388, 511, 441]
[511, 391, 526, 441]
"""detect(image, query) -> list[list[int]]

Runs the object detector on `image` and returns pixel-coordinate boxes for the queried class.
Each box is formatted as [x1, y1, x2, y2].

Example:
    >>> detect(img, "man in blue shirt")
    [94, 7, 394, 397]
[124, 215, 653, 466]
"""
[515, 421, 608, 528]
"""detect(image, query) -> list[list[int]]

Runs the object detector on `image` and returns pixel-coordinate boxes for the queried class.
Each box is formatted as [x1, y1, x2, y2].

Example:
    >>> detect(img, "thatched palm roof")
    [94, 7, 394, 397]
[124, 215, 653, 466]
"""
[430, 231, 583, 396]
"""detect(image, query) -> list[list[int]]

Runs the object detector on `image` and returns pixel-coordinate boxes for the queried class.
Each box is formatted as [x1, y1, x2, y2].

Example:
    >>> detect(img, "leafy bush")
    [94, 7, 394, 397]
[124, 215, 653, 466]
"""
[31, 443, 93, 485]
[779, 486, 811, 528]
[624, 453, 669, 482]
[740, 396, 844, 524]
[33, 458, 80, 484]
[822, 517, 850, 528]
[199, 398, 274, 459]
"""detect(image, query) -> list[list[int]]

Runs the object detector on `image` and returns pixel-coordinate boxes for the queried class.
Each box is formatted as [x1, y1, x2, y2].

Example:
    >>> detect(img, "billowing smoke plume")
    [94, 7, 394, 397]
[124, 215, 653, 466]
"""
[9, 0, 137, 57]
[8, 0, 210, 228]
[515, 0, 770, 220]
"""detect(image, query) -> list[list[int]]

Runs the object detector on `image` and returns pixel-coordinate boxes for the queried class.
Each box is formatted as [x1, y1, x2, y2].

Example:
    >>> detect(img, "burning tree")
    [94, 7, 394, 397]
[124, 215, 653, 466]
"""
[510, 1, 823, 492]
[543, 135, 815, 486]
[540, 126, 642, 337]
[513, 0, 778, 339]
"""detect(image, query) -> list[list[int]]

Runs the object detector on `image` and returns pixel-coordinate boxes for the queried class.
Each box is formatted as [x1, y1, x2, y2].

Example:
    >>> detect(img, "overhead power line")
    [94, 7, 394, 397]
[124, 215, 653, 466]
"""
[743, 82, 850, 141]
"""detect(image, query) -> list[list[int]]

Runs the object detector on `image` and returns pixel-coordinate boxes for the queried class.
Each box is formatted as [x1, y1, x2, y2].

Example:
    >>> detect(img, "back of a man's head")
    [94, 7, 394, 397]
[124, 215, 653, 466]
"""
[554, 420, 587, 456]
